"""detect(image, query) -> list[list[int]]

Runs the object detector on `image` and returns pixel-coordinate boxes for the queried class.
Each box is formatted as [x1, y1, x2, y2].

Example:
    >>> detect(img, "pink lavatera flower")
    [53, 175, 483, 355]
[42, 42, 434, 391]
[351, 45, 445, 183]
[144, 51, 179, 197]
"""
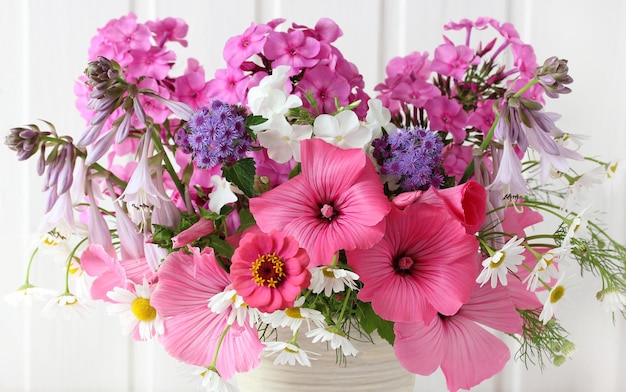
[347, 203, 478, 323]
[230, 231, 311, 313]
[394, 282, 523, 392]
[171, 218, 215, 249]
[80, 244, 128, 302]
[150, 247, 263, 379]
[250, 138, 390, 266]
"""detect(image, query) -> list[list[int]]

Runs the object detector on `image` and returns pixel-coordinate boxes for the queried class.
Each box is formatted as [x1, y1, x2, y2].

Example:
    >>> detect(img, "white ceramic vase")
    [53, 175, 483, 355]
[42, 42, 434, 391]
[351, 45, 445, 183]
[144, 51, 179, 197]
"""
[235, 329, 415, 391]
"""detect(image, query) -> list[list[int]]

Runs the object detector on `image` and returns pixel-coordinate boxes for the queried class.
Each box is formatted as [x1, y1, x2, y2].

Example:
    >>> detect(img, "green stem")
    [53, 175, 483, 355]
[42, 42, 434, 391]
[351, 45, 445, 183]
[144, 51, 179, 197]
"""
[335, 288, 353, 326]
[150, 128, 186, 204]
[64, 237, 88, 293]
[23, 247, 39, 286]
[210, 324, 232, 369]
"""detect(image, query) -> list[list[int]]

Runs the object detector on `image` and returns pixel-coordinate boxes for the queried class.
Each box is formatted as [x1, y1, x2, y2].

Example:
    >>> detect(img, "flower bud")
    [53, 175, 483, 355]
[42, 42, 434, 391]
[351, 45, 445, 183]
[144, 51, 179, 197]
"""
[5, 125, 49, 161]
[535, 56, 573, 98]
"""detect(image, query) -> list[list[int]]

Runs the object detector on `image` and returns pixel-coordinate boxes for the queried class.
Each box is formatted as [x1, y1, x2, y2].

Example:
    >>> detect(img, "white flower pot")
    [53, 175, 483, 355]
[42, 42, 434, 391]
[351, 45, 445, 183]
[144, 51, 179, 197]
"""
[236, 329, 415, 391]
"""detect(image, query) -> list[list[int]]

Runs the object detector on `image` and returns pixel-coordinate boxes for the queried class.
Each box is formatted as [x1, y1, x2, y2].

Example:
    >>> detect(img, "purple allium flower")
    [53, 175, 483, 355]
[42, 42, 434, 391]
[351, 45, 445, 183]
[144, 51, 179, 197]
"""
[372, 127, 444, 191]
[178, 100, 251, 168]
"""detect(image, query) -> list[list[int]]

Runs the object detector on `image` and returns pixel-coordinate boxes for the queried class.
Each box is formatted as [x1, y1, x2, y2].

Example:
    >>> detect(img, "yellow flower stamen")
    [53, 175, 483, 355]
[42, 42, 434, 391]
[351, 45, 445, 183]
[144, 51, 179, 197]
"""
[489, 251, 505, 268]
[251, 252, 286, 288]
[550, 285, 565, 303]
[131, 297, 157, 321]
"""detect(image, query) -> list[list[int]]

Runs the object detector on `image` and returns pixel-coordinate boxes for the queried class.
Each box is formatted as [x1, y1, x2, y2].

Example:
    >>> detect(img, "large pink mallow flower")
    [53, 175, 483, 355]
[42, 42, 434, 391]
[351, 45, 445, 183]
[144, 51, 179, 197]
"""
[393, 282, 523, 392]
[231, 231, 311, 313]
[150, 247, 263, 379]
[346, 203, 478, 323]
[249, 138, 391, 266]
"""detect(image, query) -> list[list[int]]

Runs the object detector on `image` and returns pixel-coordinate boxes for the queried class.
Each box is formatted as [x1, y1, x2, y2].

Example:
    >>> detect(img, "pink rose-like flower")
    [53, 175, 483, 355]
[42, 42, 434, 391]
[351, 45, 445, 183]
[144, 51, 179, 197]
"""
[231, 231, 311, 313]
[250, 138, 391, 266]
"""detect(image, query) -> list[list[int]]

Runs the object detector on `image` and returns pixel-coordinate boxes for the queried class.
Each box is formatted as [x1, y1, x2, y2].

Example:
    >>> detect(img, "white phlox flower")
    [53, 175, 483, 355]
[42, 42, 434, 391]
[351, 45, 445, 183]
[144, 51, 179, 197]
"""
[309, 266, 359, 296]
[264, 341, 319, 367]
[255, 118, 312, 163]
[208, 175, 238, 213]
[476, 236, 525, 288]
[313, 110, 373, 150]
[365, 98, 395, 140]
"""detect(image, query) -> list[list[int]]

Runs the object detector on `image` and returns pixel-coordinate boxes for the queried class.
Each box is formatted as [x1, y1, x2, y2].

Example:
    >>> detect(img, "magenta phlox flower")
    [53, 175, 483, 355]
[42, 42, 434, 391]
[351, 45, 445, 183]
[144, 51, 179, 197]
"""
[172, 59, 211, 110]
[146, 17, 189, 48]
[264, 30, 321, 74]
[467, 99, 496, 134]
[393, 282, 523, 392]
[347, 203, 479, 323]
[250, 138, 391, 266]
[223, 22, 272, 68]
[133, 78, 170, 126]
[431, 44, 479, 81]
[231, 231, 311, 313]
[511, 42, 538, 80]
[101, 13, 152, 55]
[389, 79, 441, 112]
[442, 144, 473, 179]
[206, 68, 249, 105]
[424, 97, 468, 143]
[374, 52, 433, 112]
[150, 247, 263, 378]
[297, 64, 350, 114]
[126, 46, 176, 80]
[80, 244, 128, 302]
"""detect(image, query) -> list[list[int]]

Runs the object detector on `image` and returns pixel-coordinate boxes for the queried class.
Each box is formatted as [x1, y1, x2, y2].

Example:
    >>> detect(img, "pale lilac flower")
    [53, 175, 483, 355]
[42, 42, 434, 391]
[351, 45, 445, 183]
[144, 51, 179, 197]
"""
[476, 236, 525, 288]
[313, 110, 373, 150]
[309, 266, 359, 296]
[208, 175, 238, 213]
[38, 192, 77, 240]
[306, 326, 358, 357]
[151, 168, 181, 229]
[488, 138, 530, 197]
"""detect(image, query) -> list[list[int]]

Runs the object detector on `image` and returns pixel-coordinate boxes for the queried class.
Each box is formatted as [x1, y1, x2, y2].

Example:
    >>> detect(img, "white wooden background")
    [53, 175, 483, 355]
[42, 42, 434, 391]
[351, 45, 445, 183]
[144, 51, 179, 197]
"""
[1, 1, 625, 391]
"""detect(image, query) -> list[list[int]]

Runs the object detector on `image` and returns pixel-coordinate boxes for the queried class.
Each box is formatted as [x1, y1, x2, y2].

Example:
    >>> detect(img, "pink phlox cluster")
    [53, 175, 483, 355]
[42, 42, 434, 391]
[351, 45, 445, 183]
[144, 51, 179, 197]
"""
[211, 18, 370, 118]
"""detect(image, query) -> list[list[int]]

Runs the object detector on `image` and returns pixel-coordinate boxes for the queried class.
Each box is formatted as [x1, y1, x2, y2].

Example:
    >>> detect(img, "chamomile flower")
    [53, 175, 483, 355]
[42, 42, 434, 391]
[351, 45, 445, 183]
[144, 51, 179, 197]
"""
[260, 297, 326, 332]
[539, 273, 581, 324]
[476, 236, 525, 288]
[309, 266, 359, 296]
[107, 279, 164, 340]
[562, 206, 591, 247]
[41, 292, 93, 319]
[264, 341, 319, 366]
[306, 326, 359, 357]
[524, 247, 566, 291]
[597, 287, 626, 313]
[4, 284, 56, 307]
[209, 288, 260, 328]
[192, 366, 237, 392]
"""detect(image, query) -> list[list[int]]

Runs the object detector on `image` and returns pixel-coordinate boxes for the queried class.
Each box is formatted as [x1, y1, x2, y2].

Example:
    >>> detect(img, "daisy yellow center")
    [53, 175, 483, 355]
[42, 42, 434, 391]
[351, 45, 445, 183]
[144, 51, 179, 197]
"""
[322, 266, 335, 278]
[539, 253, 554, 272]
[131, 297, 157, 321]
[489, 251, 505, 268]
[285, 307, 304, 319]
[550, 285, 565, 304]
[251, 252, 286, 288]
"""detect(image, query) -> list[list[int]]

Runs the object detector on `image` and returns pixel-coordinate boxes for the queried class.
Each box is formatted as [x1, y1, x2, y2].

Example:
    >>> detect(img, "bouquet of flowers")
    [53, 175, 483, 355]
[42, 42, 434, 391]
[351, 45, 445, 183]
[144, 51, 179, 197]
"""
[5, 13, 626, 392]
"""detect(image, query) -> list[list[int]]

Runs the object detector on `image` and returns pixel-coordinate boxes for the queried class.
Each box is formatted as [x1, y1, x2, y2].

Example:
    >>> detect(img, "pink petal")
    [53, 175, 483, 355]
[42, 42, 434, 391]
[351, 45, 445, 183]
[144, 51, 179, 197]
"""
[457, 283, 523, 334]
[394, 319, 445, 375]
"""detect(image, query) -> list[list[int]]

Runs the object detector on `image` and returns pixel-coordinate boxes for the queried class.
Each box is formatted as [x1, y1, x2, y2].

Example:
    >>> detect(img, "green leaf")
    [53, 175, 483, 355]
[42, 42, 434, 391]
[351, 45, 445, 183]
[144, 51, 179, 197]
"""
[210, 236, 235, 260]
[289, 162, 302, 179]
[222, 158, 256, 198]
[245, 114, 268, 128]
[237, 208, 257, 233]
[358, 301, 395, 345]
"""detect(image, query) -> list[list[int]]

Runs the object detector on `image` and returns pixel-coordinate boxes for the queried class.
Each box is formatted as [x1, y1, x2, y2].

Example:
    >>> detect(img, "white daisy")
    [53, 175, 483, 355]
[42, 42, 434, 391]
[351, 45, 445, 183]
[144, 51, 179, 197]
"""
[597, 287, 626, 313]
[539, 273, 581, 324]
[305, 326, 359, 357]
[107, 279, 164, 340]
[260, 297, 326, 332]
[41, 292, 93, 320]
[4, 284, 56, 307]
[562, 205, 591, 247]
[309, 266, 359, 296]
[523, 247, 566, 291]
[476, 236, 525, 288]
[209, 288, 259, 328]
[192, 366, 237, 392]
[264, 341, 319, 366]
